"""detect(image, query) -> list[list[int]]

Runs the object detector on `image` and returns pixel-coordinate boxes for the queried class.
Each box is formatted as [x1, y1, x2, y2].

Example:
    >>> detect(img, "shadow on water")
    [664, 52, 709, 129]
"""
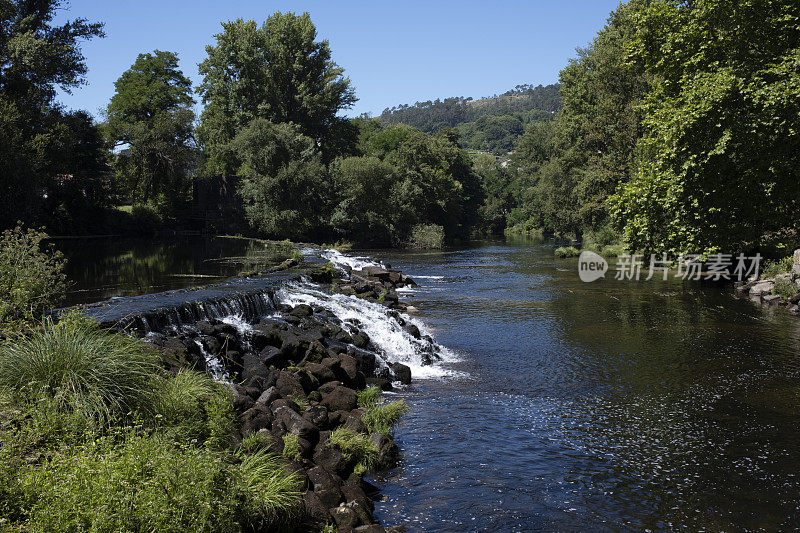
[365, 240, 800, 532]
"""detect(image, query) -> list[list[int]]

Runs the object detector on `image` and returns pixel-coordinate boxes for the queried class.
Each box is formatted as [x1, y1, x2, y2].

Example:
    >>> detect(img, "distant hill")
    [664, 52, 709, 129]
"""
[378, 84, 561, 155]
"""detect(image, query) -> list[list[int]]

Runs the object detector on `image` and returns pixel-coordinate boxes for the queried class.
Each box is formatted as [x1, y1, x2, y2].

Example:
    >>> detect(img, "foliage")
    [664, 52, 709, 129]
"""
[197, 12, 356, 174]
[762, 256, 794, 280]
[0, 0, 106, 229]
[0, 314, 157, 425]
[149, 369, 234, 448]
[0, 225, 67, 330]
[234, 119, 328, 240]
[234, 450, 303, 529]
[105, 50, 196, 216]
[554, 246, 580, 259]
[611, 0, 800, 256]
[329, 428, 378, 475]
[772, 277, 797, 300]
[361, 399, 409, 435]
[408, 224, 445, 250]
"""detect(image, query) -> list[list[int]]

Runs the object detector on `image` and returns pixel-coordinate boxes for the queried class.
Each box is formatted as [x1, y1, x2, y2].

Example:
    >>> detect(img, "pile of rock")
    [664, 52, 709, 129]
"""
[333, 265, 416, 311]
[144, 300, 414, 531]
[735, 249, 800, 313]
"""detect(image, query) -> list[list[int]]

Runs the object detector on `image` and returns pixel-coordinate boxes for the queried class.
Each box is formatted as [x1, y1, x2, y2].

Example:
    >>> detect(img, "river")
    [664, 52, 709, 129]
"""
[56, 236, 800, 531]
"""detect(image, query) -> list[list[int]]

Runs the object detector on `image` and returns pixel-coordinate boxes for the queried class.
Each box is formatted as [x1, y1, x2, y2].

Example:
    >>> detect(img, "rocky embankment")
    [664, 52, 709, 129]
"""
[735, 249, 800, 314]
[139, 260, 429, 532]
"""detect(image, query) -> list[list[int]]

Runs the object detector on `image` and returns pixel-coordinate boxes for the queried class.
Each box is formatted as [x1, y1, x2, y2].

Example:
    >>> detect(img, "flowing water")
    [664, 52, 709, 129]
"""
[60, 237, 800, 531]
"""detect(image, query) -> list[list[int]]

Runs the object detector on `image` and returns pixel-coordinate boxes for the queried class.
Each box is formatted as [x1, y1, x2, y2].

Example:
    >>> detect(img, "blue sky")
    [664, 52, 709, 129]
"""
[54, 0, 622, 119]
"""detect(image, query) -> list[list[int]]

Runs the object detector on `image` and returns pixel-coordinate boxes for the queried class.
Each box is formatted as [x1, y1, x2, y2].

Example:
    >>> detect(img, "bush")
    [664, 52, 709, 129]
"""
[408, 224, 444, 249]
[600, 244, 627, 257]
[762, 256, 794, 279]
[357, 385, 381, 408]
[773, 277, 797, 299]
[20, 432, 241, 532]
[281, 433, 301, 462]
[0, 314, 157, 426]
[554, 246, 580, 258]
[329, 428, 379, 475]
[0, 225, 67, 330]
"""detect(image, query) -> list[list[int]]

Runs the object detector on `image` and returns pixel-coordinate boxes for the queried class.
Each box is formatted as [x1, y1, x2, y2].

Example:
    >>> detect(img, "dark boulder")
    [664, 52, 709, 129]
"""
[239, 404, 273, 437]
[364, 377, 393, 391]
[303, 491, 332, 523]
[303, 405, 329, 429]
[305, 362, 336, 384]
[322, 386, 358, 412]
[390, 363, 411, 385]
[255, 386, 281, 406]
[275, 371, 305, 398]
[274, 406, 319, 441]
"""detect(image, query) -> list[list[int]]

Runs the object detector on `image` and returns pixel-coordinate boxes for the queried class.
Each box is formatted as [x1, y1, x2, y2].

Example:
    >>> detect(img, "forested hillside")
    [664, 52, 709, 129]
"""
[378, 84, 561, 154]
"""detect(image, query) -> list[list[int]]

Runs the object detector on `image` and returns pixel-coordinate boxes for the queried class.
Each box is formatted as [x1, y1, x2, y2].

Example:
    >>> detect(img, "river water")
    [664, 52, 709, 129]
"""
[366, 240, 800, 531]
[56, 237, 800, 531]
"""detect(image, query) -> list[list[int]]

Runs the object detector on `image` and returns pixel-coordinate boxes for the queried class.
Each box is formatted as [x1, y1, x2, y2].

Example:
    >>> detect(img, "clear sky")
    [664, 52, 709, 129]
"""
[54, 0, 622, 119]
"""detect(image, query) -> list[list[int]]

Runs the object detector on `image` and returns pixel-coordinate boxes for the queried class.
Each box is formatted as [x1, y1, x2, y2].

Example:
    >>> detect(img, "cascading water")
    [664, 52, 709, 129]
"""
[275, 280, 458, 379]
[320, 248, 384, 271]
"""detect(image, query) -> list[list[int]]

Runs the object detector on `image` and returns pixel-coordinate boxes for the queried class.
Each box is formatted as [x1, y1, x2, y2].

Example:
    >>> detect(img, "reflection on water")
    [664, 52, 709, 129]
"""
[53, 236, 266, 307]
[368, 240, 800, 531]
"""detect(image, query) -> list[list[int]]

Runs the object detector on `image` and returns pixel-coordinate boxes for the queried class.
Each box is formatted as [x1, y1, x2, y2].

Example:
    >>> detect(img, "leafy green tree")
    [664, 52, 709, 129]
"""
[472, 153, 515, 234]
[197, 12, 356, 174]
[0, 0, 104, 228]
[611, 0, 800, 256]
[331, 157, 401, 245]
[233, 118, 327, 239]
[105, 50, 196, 215]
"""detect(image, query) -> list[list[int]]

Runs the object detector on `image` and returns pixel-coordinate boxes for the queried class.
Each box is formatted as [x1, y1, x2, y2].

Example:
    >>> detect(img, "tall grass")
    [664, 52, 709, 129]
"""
[362, 400, 409, 435]
[329, 428, 379, 475]
[0, 315, 157, 425]
[235, 450, 303, 529]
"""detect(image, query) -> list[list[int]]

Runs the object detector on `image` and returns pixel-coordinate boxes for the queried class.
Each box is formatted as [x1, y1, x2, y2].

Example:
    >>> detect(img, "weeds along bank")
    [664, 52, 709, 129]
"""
[0, 247, 434, 532]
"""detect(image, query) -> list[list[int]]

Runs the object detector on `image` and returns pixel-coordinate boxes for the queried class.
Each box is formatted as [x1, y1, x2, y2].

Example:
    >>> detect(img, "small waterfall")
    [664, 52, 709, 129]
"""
[117, 290, 276, 335]
[276, 281, 456, 379]
[320, 249, 384, 272]
[193, 338, 230, 382]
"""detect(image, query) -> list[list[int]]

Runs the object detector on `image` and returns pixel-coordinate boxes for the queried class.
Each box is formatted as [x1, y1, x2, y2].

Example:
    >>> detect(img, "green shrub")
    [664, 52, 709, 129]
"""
[240, 431, 273, 453]
[362, 400, 409, 435]
[0, 225, 67, 330]
[600, 243, 627, 257]
[762, 256, 794, 279]
[20, 431, 239, 532]
[150, 369, 235, 448]
[329, 428, 378, 475]
[773, 277, 797, 299]
[554, 246, 580, 258]
[408, 224, 445, 249]
[0, 315, 157, 426]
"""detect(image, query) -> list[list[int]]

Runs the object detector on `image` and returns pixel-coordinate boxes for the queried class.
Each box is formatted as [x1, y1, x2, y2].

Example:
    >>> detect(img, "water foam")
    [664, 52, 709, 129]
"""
[321, 249, 384, 272]
[275, 281, 459, 379]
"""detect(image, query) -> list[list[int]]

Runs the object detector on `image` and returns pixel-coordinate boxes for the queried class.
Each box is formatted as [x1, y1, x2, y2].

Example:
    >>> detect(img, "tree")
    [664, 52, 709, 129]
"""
[611, 0, 800, 257]
[233, 119, 327, 240]
[105, 50, 196, 214]
[0, 0, 104, 228]
[197, 12, 356, 174]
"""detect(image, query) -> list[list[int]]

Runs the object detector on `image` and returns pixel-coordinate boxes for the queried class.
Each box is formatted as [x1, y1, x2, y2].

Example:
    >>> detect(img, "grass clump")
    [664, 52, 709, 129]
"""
[408, 224, 445, 250]
[281, 432, 301, 461]
[362, 400, 409, 435]
[0, 225, 67, 331]
[329, 428, 379, 475]
[149, 369, 235, 448]
[234, 449, 303, 530]
[0, 313, 157, 426]
[357, 385, 381, 408]
[554, 246, 580, 258]
[600, 243, 627, 257]
[772, 277, 798, 299]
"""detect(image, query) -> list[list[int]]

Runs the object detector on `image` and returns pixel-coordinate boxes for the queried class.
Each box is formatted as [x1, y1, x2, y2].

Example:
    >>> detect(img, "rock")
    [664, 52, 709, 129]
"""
[303, 405, 330, 429]
[239, 404, 273, 437]
[342, 485, 374, 512]
[274, 406, 318, 441]
[351, 332, 370, 349]
[319, 381, 343, 396]
[365, 377, 393, 391]
[361, 266, 391, 281]
[317, 487, 345, 509]
[354, 526, 386, 533]
[259, 346, 285, 367]
[402, 323, 421, 339]
[308, 390, 322, 402]
[390, 363, 411, 385]
[793, 249, 800, 276]
[313, 443, 354, 476]
[270, 398, 301, 414]
[229, 384, 255, 412]
[331, 503, 360, 528]
[290, 304, 314, 318]
[251, 323, 283, 351]
[322, 386, 358, 412]
[275, 371, 305, 397]
[749, 281, 775, 297]
[336, 355, 365, 389]
[307, 465, 343, 492]
[256, 386, 281, 406]
[342, 415, 367, 434]
[763, 294, 781, 304]
[303, 490, 331, 523]
[370, 433, 399, 468]
[195, 320, 215, 336]
[305, 362, 337, 384]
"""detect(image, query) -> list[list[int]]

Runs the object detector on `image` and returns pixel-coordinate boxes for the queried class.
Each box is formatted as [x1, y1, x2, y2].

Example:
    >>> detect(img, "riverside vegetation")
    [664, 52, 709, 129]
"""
[0, 225, 421, 531]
